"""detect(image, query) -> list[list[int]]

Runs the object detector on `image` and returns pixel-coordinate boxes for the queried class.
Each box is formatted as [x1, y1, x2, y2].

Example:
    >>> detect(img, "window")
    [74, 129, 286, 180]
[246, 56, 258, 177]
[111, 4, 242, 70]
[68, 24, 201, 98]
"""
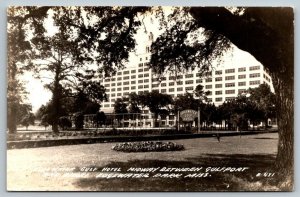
[225, 83, 235, 87]
[131, 86, 136, 90]
[169, 88, 174, 92]
[177, 81, 183, 85]
[225, 69, 235, 73]
[111, 83, 116, 86]
[238, 67, 246, 72]
[131, 75, 136, 79]
[238, 82, 246, 86]
[117, 88, 122, 91]
[144, 73, 149, 77]
[161, 83, 166, 87]
[250, 80, 260, 85]
[169, 76, 176, 80]
[225, 76, 235, 80]
[139, 58, 142, 62]
[215, 77, 222, 81]
[123, 71, 129, 75]
[138, 80, 143, 83]
[196, 73, 201, 77]
[144, 79, 149, 83]
[104, 84, 110, 87]
[238, 75, 246, 79]
[250, 65, 260, 71]
[161, 89, 166, 93]
[185, 87, 193, 91]
[196, 79, 203, 83]
[206, 78, 212, 82]
[225, 90, 235, 94]
[185, 80, 194, 85]
[152, 84, 159, 88]
[185, 74, 194, 78]
[123, 76, 130, 80]
[117, 82, 122, 86]
[215, 84, 222, 88]
[131, 70, 136, 74]
[146, 46, 150, 53]
[111, 78, 115, 81]
[205, 85, 212, 89]
[215, 70, 222, 75]
[111, 93, 115, 97]
[117, 72, 122, 75]
[138, 85, 143, 89]
[138, 63, 143, 67]
[124, 87, 129, 90]
[131, 81, 136, 84]
[138, 74, 143, 78]
[177, 87, 183, 91]
[106, 89, 110, 92]
[226, 97, 235, 101]
[169, 82, 175, 86]
[144, 85, 149, 88]
[117, 93, 122, 96]
[215, 97, 223, 102]
[104, 104, 110, 108]
[215, 91, 222, 95]
[117, 77, 122, 81]
[144, 68, 149, 71]
[111, 88, 115, 92]
[250, 73, 260, 78]
[138, 68, 143, 72]
[207, 98, 212, 102]
[123, 81, 129, 85]
[105, 78, 110, 82]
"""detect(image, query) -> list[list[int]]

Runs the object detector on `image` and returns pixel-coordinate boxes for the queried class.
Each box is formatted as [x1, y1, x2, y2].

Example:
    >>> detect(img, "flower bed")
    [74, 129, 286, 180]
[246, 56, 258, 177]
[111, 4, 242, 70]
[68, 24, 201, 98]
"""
[112, 141, 184, 152]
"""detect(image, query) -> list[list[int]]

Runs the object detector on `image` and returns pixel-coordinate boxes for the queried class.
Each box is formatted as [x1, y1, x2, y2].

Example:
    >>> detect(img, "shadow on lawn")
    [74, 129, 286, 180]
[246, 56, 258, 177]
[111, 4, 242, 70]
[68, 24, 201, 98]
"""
[74, 153, 280, 191]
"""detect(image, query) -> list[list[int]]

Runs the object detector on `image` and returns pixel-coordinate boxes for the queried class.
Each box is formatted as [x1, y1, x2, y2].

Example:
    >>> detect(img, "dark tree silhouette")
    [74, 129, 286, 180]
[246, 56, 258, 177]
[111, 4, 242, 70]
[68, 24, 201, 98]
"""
[150, 7, 293, 189]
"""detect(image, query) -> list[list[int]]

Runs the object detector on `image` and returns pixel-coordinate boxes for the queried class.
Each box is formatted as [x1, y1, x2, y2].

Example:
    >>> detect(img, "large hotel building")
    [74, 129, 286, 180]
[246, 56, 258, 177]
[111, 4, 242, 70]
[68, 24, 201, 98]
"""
[100, 33, 273, 127]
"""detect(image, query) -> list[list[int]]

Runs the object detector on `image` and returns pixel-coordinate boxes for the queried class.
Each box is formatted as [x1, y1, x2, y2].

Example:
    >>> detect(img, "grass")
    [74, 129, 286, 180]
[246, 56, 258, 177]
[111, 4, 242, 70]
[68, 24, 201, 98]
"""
[7, 133, 280, 191]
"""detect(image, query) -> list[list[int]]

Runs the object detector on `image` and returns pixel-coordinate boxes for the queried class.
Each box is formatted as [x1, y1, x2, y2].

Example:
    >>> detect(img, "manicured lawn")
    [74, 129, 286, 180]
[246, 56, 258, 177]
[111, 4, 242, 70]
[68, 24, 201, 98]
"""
[7, 132, 279, 191]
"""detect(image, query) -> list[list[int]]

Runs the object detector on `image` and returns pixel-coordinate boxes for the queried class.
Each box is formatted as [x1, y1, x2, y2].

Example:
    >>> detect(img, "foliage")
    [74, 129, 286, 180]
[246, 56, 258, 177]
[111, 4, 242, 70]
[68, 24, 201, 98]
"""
[73, 112, 84, 130]
[248, 84, 277, 127]
[7, 7, 48, 133]
[139, 91, 173, 127]
[112, 141, 184, 152]
[114, 98, 128, 115]
[20, 113, 35, 130]
[58, 117, 72, 130]
[93, 111, 107, 128]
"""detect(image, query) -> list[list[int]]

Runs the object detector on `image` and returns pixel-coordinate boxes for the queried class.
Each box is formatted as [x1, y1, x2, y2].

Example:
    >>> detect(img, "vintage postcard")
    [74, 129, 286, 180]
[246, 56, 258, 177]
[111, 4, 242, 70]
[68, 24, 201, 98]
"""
[6, 6, 294, 191]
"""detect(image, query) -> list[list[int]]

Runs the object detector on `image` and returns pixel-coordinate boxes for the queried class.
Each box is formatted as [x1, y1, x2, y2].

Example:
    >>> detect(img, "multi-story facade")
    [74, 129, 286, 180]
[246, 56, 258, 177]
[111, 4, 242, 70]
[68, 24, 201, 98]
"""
[100, 33, 273, 127]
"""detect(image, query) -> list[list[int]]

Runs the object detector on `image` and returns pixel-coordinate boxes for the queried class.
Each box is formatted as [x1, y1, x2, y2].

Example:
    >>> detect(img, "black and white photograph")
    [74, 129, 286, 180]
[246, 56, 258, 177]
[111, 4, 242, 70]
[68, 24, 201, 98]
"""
[6, 6, 294, 191]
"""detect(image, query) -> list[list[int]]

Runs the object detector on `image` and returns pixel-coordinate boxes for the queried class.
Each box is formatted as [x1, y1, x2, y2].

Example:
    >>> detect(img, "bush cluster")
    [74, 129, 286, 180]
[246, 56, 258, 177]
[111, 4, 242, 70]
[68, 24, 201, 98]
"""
[101, 128, 192, 136]
[112, 141, 184, 152]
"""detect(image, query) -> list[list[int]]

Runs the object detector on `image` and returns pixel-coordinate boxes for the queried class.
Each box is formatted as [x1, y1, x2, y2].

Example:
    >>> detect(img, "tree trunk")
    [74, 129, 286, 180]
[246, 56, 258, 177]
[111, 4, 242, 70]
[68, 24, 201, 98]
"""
[8, 102, 17, 134]
[273, 74, 294, 190]
[51, 66, 61, 134]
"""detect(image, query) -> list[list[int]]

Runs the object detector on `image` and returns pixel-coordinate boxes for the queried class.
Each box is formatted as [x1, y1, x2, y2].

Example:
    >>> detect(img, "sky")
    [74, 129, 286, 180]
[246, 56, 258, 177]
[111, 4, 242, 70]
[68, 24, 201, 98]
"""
[18, 7, 261, 113]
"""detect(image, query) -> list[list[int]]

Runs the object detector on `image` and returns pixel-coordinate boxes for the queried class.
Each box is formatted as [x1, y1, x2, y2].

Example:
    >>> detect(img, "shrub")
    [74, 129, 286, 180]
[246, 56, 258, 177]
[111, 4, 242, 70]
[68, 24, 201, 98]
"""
[58, 117, 72, 130]
[74, 112, 84, 130]
[112, 141, 184, 152]
[20, 113, 35, 130]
